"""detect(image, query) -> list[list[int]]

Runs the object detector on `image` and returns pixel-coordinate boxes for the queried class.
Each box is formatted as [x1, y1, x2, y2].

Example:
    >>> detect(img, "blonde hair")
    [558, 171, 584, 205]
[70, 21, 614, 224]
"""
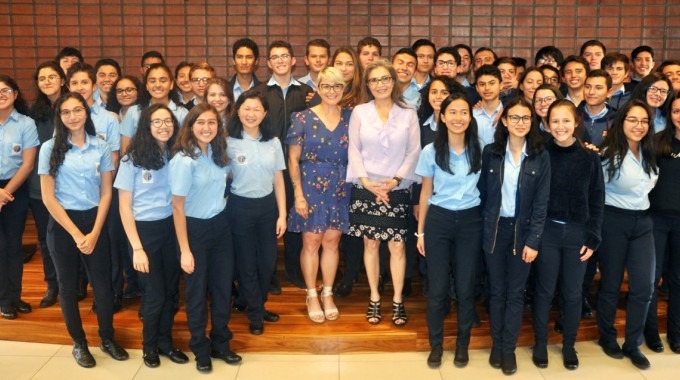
[316, 66, 345, 86]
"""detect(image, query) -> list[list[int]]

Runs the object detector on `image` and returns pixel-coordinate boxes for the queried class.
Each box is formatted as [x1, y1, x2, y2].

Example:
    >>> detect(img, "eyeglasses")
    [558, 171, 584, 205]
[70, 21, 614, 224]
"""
[367, 75, 393, 86]
[543, 76, 559, 84]
[537, 58, 557, 65]
[60, 107, 86, 118]
[269, 54, 291, 62]
[116, 87, 137, 95]
[624, 117, 650, 127]
[318, 84, 344, 93]
[436, 60, 457, 68]
[647, 86, 669, 96]
[38, 75, 59, 83]
[191, 77, 209, 84]
[534, 96, 556, 104]
[0, 88, 14, 96]
[507, 115, 532, 125]
[150, 118, 174, 129]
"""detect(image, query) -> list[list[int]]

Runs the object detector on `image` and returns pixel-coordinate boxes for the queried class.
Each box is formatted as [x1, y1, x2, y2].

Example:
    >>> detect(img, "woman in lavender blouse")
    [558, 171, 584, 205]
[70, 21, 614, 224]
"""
[346, 60, 421, 327]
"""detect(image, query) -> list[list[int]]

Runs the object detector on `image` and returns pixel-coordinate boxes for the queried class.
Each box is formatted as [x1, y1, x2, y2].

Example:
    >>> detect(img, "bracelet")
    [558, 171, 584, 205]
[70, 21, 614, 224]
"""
[414, 232, 424, 237]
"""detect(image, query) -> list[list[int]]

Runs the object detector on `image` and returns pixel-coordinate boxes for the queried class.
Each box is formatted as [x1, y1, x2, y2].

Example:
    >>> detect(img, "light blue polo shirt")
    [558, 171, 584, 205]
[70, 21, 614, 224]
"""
[38, 134, 114, 210]
[114, 155, 172, 221]
[227, 134, 286, 198]
[415, 143, 480, 211]
[0, 110, 39, 179]
[90, 102, 121, 152]
[120, 101, 188, 138]
[169, 145, 229, 219]
[500, 141, 527, 217]
[603, 147, 658, 210]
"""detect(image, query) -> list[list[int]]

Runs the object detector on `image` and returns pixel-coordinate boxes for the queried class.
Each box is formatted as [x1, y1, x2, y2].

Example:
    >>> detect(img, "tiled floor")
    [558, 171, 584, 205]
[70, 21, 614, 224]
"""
[1, 337, 677, 380]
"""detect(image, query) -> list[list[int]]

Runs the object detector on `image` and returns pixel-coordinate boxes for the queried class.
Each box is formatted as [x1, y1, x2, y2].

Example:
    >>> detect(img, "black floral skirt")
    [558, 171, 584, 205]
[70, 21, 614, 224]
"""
[348, 184, 410, 242]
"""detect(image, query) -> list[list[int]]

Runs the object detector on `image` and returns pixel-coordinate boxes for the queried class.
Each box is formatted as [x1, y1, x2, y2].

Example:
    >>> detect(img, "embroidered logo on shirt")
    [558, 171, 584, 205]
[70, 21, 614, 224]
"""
[236, 154, 247, 164]
[95, 163, 101, 177]
[142, 170, 153, 184]
[97, 133, 107, 141]
[11, 143, 21, 155]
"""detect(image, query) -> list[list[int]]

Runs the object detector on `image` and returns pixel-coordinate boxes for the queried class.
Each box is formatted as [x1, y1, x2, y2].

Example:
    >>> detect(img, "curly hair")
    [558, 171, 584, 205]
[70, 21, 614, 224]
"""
[601, 99, 658, 182]
[123, 104, 178, 170]
[106, 75, 147, 114]
[29, 61, 65, 121]
[171, 102, 228, 167]
[49, 92, 97, 176]
[0, 75, 30, 116]
[433, 93, 482, 175]
[490, 97, 544, 156]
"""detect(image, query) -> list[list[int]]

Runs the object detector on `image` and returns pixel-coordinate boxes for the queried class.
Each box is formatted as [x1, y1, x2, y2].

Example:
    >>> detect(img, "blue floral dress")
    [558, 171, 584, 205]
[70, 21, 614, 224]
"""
[285, 107, 351, 233]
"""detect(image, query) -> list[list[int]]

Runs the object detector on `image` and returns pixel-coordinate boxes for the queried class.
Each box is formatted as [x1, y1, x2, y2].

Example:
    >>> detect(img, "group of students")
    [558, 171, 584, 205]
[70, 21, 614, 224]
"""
[0, 36, 679, 375]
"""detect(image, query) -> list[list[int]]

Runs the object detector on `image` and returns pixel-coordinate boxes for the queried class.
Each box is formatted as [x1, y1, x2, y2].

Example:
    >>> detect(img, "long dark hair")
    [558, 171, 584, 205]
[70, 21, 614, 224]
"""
[433, 93, 481, 174]
[228, 90, 275, 141]
[172, 102, 228, 167]
[656, 91, 680, 158]
[490, 97, 544, 155]
[30, 61, 65, 121]
[144, 63, 182, 106]
[124, 104, 179, 170]
[630, 72, 673, 110]
[49, 92, 97, 176]
[417, 75, 465, 123]
[0, 75, 30, 116]
[106, 75, 147, 114]
[601, 99, 658, 182]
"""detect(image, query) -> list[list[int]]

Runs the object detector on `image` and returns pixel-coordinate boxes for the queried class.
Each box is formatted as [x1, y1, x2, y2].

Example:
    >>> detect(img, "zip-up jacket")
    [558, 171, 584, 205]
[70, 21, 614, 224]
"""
[478, 143, 551, 254]
[577, 102, 617, 147]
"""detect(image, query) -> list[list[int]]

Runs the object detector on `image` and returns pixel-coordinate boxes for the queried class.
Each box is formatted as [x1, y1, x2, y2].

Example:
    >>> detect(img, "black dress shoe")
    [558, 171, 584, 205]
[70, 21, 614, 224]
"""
[143, 351, 160, 368]
[263, 310, 280, 322]
[668, 340, 680, 354]
[159, 348, 189, 364]
[196, 357, 212, 373]
[623, 349, 650, 370]
[40, 288, 59, 308]
[1, 305, 17, 320]
[581, 296, 594, 319]
[489, 346, 502, 369]
[14, 300, 32, 313]
[599, 341, 624, 359]
[112, 294, 122, 313]
[502, 352, 517, 375]
[210, 350, 242, 365]
[269, 276, 282, 295]
[249, 321, 264, 335]
[100, 338, 129, 361]
[532, 345, 548, 368]
[73, 342, 96, 368]
[335, 283, 353, 298]
[562, 347, 579, 370]
[454, 346, 469, 368]
[427, 345, 442, 368]
[232, 302, 246, 312]
[645, 335, 664, 353]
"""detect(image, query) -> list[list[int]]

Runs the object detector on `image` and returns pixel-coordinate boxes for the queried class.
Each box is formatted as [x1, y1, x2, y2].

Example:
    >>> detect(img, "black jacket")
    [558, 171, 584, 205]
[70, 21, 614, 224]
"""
[577, 102, 617, 147]
[251, 80, 312, 147]
[478, 143, 551, 254]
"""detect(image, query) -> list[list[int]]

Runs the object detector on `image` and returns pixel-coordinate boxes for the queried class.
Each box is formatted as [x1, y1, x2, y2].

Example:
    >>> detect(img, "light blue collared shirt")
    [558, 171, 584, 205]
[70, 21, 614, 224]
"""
[414, 74, 430, 90]
[297, 73, 317, 91]
[402, 78, 422, 110]
[500, 141, 527, 217]
[227, 134, 286, 198]
[415, 143, 480, 210]
[92, 88, 106, 109]
[603, 148, 658, 210]
[267, 76, 301, 98]
[0, 110, 39, 179]
[424, 114, 436, 132]
[654, 108, 667, 133]
[90, 103, 120, 152]
[473, 102, 503, 146]
[233, 77, 255, 101]
[169, 145, 229, 219]
[584, 105, 608, 120]
[461, 77, 471, 88]
[120, 101, 188, 138]
[38, 134, 114, 210]
[114, 155, 172, 221]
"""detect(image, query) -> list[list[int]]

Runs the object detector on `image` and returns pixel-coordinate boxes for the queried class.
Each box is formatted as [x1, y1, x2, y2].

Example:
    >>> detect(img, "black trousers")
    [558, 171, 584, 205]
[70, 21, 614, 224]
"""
[533, 221, 588, 348]
[228, 193, 277, 323]
[486, 218, 532, 354]
[184, 208, 234, 359]
[134, 216, 179, 353]
[110, 192, 138, 296]
[47, 208, 114, 342]
[646, 213, 680, 342]
[0, 181, 29, 307]
[29, 197, 58, 290]
[597, 206, 655, 352]
[424, 205, 481, 348]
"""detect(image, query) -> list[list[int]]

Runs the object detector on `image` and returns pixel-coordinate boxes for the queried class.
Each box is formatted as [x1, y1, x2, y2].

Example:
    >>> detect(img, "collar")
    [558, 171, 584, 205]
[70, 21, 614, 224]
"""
[505, 140, 528, 158]
[584, 104, 609, 120]
[425, 113, 436, 131]
[243, 131, 262, 141]
[267, 76, 301, 88]
[234, 77, 255, 92]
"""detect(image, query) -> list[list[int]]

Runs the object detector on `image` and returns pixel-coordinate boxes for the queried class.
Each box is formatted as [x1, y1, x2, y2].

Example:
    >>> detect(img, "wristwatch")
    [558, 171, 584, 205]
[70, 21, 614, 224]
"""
[392, 176, 402, 186]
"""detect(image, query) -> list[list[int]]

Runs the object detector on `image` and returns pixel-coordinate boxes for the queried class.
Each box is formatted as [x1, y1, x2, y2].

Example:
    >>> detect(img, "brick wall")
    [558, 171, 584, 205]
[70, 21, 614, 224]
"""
[2, 0, 678, 99]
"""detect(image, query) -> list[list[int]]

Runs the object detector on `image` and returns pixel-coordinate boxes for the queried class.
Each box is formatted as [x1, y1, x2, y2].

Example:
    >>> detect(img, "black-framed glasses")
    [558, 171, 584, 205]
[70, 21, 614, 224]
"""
[647, 86, 669, 96]
[150, 118, 174, 129]
[116, 87, 137, 95]
[367, 75, 393, 86]
[436, 60, 456, 68]
[507, 115, 532, 125]
[191, 77, 209, 84]
[534, 96, 556, 104]
[269, 54, 291, 62]
[318, 84, 344, 93]
[60, 107, 86, 118]
[624, 117, 650, 127]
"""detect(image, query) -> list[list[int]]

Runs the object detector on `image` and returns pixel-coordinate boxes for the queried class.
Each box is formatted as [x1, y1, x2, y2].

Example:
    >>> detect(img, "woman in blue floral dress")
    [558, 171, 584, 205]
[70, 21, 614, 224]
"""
[286, 67, 351, 323]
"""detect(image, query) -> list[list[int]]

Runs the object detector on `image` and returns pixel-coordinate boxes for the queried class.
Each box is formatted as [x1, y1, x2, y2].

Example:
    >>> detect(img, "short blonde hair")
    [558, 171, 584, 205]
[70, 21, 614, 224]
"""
[316, 66, 344, 86]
